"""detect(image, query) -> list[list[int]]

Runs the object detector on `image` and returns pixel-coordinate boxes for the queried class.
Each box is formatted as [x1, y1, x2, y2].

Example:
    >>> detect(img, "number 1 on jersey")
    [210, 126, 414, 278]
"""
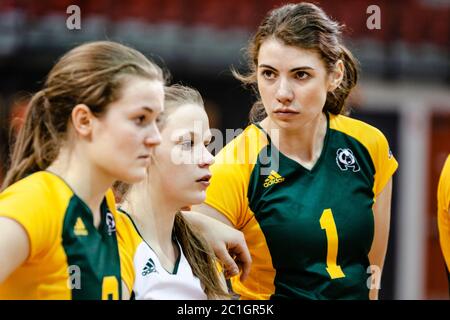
[102, 276, 119, 300]
[320, 209, 346, 279]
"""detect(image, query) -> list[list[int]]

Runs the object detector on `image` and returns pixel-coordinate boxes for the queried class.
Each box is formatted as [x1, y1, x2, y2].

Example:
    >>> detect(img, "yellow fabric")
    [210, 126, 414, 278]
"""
[0, 172, 74, 299]
[229, 208, 276, 300]
[115, 211, 142, 295]
[205, 115, 398, 299]
[205, 125, 275, 299]
[329, 114, 398, 197]
[206, 125, 268, 228]
[438, 154, 450, 271]
[0, 171, 141, 299]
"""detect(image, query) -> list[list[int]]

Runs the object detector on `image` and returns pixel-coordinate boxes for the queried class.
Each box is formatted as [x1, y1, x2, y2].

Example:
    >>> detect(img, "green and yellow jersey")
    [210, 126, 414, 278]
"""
[205, 113, 398, 300]
[437, 154, 450, 284]
[0, 171, 140, 300]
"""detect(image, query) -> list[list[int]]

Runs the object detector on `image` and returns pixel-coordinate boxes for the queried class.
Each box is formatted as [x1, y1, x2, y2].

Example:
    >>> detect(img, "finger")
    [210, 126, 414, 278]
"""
[215, 244, 239, 278]
[228, 240, 252, 281]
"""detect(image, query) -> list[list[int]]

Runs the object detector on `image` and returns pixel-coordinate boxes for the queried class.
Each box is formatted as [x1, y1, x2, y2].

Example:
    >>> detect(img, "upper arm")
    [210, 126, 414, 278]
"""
[203, 162, 250, 228]
[369, 177, 393, 269]
[366, 126, 396, 272]
[368, 178, 393, 299]
[191, 203, 234, 227]
[0, 217, 30, 284]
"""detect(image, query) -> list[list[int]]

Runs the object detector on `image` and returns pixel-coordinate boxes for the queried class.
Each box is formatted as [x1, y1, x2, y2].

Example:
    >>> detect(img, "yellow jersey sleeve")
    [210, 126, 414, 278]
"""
[437, 154, 450, 271]
[0, 174, 67, 261]
[115, 210, 142, 296]
[370, 128, 398, 196]
[205, 125, 268, 229]
[330, 114, 398, 197]
[206, 162, 252, 228]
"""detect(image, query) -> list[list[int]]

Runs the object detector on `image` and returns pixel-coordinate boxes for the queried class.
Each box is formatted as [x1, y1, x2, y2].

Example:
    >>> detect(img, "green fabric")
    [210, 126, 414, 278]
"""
[249, 119, 376, 299]
[62, 196, 122, 300]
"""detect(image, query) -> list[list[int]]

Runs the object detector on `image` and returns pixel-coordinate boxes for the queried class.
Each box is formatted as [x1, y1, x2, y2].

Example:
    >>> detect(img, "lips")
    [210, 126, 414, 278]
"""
[138, 154, 150, 159]
[273, 107, 299, 114]
[137, 155, 151, 164]
[196, 174, 211, 183]
[196, 174, 211, 189]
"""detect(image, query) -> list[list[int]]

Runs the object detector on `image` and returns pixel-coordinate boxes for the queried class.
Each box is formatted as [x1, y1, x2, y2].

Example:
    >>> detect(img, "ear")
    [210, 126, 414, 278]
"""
[327, 59, 345, 92]
[71, 104, 95, 137]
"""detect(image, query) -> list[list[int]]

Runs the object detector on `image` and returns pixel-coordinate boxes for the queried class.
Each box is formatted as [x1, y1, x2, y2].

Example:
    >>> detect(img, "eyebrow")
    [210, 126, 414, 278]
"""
[176, 131, 195, 141]
[176, 131, 212, 142]
[258, 64, 315, 72]
[141, 106, 154, 113]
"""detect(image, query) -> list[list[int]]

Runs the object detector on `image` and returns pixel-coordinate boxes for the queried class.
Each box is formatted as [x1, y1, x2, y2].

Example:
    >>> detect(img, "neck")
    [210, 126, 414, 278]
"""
[125, 182, 179, 252]
[46, 145, 113, 226]
[261, 112, 328, 169]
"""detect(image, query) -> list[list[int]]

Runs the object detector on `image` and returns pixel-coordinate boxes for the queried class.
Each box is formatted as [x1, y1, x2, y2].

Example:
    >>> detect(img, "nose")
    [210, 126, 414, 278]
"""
[144, 122, 162, 148]
[275, 77, 294, 105]
[198, 145, 215, 168]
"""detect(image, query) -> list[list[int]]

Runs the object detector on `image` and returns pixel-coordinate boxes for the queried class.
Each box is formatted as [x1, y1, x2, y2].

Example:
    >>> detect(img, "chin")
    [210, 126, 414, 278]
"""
[187, 192, 206, 206]
[118, 169, 147, 184]
[271, 118, 294, 130]
[275, 117, 308, 131]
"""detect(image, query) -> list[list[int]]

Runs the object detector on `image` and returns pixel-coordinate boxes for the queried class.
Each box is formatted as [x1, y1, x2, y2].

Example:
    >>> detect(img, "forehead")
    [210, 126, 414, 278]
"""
[163, 104, 209, 136]
[115, 77, 164, 112]
[258, 37, 325, 70]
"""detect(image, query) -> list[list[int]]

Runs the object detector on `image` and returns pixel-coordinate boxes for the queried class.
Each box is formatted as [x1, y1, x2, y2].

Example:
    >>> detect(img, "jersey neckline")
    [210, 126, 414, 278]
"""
[120, 209, 182, 275]
[41, 170, 111, 233]
[253, 112, 331, 174]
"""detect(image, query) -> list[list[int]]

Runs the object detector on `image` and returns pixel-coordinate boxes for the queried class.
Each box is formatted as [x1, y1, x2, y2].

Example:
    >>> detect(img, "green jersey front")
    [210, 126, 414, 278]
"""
[205, 113, 398, 300]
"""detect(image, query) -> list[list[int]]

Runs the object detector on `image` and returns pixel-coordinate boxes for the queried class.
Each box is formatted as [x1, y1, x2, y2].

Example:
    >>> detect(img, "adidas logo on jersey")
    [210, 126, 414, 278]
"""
[263, 170, 285, 188]
[142, 258, 158, 276]
[74, 217, 88, 236]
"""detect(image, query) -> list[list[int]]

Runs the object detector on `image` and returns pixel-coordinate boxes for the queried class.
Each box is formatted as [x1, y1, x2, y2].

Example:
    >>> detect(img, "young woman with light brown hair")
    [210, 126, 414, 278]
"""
[119, 85, 229, 299]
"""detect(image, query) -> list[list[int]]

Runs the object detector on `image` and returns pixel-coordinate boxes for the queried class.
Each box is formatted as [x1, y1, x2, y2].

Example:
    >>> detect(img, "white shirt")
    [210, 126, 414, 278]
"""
[132, 239, 207, 300]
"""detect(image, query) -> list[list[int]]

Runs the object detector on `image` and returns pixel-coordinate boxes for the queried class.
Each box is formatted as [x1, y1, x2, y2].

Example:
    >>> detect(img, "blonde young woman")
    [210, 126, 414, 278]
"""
[119, 85, 229, 299]
[0, 41, 165, 299]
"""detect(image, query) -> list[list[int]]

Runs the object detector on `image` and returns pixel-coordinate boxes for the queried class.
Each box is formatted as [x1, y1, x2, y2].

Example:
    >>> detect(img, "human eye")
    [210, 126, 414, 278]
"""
[155, 115, 164, 127]
[134, 115, 148, 126]
[180, 140, 194, 150]
[261, 69, 276, 80]
[155, 110, 165, 125]
[295, 71, 310, 80]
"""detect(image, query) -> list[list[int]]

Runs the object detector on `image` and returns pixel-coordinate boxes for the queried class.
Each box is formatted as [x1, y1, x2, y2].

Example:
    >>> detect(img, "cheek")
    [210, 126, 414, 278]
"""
[298, 81, 328, 108]
[155, 146, 188, 177]
[258, 82, 275, 108]
[156, 144, 179, 166]
[258, 81, 271, 96]
[108, 124, 142, 150]
[158, 163, 193, 194]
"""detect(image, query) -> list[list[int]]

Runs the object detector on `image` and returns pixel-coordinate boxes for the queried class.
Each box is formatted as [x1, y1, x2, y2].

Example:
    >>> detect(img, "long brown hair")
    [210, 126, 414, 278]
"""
[117, 85, 229, 299]
[233, 2, 359, 123]
[173, 211, 230, 299]
[3, 41, 164, 190]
